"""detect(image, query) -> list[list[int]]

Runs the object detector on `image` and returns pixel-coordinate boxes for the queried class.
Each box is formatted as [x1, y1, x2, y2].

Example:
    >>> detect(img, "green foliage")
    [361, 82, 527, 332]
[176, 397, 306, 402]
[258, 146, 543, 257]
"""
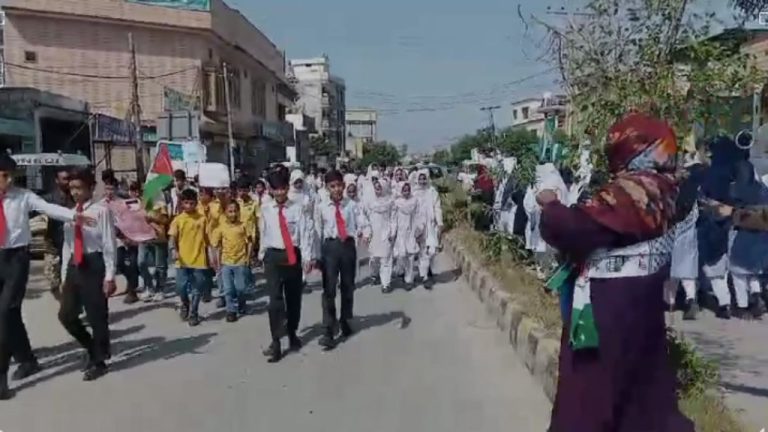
[432, 149, 452, 166]
[450, 131, 491, 165]
[310, 135, 337, 157]
[481, 231, 532, 264]
[359, 141, 402, 168]
[546, 0, 764, 146]
[667, 329, 720, 398]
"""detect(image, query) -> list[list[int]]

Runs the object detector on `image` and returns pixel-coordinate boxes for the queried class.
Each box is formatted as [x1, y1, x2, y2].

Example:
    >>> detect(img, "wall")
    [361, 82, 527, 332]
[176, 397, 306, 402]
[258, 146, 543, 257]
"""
[3, 13, 204, 121]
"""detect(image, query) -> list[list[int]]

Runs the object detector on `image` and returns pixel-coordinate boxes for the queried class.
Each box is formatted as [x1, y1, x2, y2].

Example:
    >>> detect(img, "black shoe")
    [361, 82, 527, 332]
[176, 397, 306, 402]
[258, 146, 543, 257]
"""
[404, 283, 414, 292]
[82, 362, 108, 381]
[682, 299, 698, 321]
[225, 312, 238, 323]
[123, 291, 139, 305]
[715, 305, 731, 320]
[179, 304, 190, 322]
[428, 268, 434, 279]
[288, 334, 302, 352]
[750, 293, 766, 319]
[340, 321, 354, 338]
[202, 292, 213, 303]
[216, 297, 226, 308]
[381, 285, 393, 294]
[12, 360, 42, 381]
[319, 333, 336, 351]
[733, 308, 752, 320]
[0, 374, 13, 400]
[188, 315, 201, 327]
[424, 278, 435, 290]
[263, 342, 282, 363]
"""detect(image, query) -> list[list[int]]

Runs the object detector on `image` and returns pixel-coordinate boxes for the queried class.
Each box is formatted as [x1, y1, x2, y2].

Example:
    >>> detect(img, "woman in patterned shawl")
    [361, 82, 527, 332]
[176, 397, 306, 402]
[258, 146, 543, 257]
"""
[537, 113, 693, 432]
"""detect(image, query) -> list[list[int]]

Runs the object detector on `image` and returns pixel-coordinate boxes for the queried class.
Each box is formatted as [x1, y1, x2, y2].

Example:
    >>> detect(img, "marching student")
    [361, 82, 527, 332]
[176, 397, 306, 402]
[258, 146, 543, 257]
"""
[169, 189, 209, 327]
[413, 169, 443, 289]
[236, 177, 259, 292]
[197, 188, 218, 303]
[288, 170, 316, 294]
[0, 154, 91, 400]
[212, 201, 253, 322]
[365, 179, 396, 293]
[313, 170, 370, 350]
[58, 168, 117, 382]
[259, 170, 314, 362]
[392, 182, 423, 289]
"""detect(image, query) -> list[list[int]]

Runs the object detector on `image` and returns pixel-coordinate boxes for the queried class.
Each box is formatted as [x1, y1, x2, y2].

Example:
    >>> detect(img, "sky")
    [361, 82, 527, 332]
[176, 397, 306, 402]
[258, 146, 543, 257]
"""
[229, 0, 738, 153]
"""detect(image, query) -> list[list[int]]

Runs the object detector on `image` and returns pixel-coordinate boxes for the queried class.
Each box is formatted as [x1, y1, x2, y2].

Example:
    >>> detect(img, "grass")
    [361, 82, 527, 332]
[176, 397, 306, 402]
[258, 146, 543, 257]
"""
[450, 225, 747, 432]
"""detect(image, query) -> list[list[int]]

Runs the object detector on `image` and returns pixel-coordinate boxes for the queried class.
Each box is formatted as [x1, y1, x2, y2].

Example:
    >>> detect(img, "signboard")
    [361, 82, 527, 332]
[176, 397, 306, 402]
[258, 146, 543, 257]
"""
[91, 114, 134, 143]
[198, 162, 230, 188]
[11, 153, 91, 166]
[163, 87, 198, 112]
[124, 0, 210, 11]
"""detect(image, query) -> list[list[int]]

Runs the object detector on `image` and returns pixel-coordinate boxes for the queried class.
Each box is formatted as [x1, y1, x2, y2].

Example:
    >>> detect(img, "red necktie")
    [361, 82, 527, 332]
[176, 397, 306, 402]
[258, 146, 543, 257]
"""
[0, 193, 7, 246]
[278, 205, 297, 265]
[335, 202, 349, 241]
[74, 202, 84, 265]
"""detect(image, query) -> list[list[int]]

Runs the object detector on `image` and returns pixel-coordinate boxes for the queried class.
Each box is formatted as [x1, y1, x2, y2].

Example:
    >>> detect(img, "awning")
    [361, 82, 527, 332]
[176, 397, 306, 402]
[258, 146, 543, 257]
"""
[11, 153, 91, 166]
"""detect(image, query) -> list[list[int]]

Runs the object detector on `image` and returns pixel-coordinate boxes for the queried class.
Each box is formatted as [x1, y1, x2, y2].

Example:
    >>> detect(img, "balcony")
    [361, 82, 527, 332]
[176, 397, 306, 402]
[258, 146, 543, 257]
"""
[537, 94, 568, 115]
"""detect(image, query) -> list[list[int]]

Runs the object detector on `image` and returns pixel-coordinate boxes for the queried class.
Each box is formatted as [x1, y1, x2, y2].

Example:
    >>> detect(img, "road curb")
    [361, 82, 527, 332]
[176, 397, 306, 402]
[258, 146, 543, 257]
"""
[444, 232, 559, 402]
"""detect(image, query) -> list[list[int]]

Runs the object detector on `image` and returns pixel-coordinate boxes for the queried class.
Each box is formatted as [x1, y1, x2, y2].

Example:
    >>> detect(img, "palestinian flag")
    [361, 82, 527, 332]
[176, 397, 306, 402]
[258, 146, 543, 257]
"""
[142, 143, 174, 210]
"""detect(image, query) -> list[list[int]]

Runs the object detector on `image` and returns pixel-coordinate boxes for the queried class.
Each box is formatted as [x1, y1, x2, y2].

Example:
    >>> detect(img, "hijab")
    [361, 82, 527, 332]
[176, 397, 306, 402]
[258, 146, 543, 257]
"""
[394, 182, 419, 215]
[368, 179, 393, 214]
[579, 113, 679, 240]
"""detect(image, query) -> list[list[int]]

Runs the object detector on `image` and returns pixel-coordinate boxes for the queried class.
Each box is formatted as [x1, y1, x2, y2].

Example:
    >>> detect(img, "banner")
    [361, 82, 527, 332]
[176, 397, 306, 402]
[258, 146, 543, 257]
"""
[108, 199, 157, 243]
[125, 0, 210, 11]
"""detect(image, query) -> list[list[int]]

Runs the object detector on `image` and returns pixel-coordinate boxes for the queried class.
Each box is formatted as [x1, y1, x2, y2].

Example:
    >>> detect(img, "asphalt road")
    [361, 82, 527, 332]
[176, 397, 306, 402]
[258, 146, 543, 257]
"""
[0, 253, 551, 432]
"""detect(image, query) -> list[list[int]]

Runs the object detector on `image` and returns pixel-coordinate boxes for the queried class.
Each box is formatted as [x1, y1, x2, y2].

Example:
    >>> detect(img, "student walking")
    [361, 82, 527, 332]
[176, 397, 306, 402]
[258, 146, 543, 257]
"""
[365, 179, 396, 293]
[259, 170, 314, 362]
[392, 182, 423, 289]
[58, 168, 117, 382]
[169, 189, 209, 327]
[212, 201, 253, 322]
[413, 169, 443, 289]
[314, 170, 370, 350]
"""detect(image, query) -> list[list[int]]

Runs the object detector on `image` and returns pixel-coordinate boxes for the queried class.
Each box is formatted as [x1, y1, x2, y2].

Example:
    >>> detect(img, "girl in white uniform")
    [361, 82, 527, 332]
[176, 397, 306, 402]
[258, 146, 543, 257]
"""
[366, 179, 396, 293]
[413, 169, 443, 288]
[288, 170, 317, 292]
[392, 182, 424, 289]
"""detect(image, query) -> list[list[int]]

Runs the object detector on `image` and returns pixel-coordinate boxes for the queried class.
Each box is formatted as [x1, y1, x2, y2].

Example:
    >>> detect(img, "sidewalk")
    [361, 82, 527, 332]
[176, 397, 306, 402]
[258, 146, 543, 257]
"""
[672, 310, 768, 430]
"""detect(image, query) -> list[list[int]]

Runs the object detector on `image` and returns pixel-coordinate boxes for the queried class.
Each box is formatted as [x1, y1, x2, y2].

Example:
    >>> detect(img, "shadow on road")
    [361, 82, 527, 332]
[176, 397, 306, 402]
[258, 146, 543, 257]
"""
[109, 302, 176, 325]
[34, 325, 146, 361]
[722, 382, 768, 399]
[433, 268, 461, 284]
[205, 300, 268, 321]
[14, 331, 217, 393]
[298, 310, 412, 346]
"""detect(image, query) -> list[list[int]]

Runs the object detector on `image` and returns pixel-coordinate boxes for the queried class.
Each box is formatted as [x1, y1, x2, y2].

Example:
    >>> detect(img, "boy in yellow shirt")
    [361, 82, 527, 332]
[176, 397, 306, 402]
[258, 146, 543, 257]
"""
[197, 188, 218, 303]
[168, 189, 208, 327]
[211, 201, 253, 322]
[236, 177, 259, 290]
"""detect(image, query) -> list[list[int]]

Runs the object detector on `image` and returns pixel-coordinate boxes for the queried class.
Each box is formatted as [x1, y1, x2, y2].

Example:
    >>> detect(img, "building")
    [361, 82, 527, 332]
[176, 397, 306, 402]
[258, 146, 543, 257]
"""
[288, 56, 346, 154]
[285, 112, 316, 168]
[0, 0, 296, 174]
[345, 108, 377, 159]
[510, 93, 568, 137]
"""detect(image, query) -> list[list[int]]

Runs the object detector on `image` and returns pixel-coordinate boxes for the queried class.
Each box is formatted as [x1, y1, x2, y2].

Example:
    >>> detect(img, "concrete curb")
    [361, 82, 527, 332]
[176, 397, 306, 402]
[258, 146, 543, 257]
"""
[444, 232, 560, 402]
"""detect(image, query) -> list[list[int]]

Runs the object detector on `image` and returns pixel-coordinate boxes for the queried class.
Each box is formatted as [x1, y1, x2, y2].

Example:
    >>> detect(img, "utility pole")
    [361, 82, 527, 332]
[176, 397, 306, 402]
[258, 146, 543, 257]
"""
[480, 105, 501, 148]
[222, 62, 236, 179]
[128, 33, 146, 181]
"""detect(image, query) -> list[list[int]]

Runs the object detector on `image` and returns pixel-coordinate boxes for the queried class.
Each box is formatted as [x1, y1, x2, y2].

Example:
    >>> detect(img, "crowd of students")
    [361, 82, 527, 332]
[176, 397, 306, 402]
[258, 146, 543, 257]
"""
[0, 157, 444, 400]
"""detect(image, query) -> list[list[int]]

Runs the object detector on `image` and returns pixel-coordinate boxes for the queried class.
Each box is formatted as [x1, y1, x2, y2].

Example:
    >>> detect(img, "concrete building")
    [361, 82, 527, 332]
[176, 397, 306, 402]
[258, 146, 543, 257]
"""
[510, 93, 568, 137]
[0, 0, 296, 174]
[288, 56, 346, 154]
[345, 108, 377, 159]
[285, 112, 315, 168]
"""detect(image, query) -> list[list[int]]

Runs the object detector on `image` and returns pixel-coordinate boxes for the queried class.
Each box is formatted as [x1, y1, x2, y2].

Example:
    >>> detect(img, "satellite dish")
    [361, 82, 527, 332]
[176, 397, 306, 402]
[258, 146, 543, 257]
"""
[735, 129, 754, 150]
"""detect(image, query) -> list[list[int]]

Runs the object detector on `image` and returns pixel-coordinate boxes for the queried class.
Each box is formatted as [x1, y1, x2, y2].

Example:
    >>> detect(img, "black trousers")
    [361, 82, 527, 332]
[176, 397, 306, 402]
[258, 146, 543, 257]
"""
[320, 238, 357, 331]
[58, 253, 110, 364]
[116, 245, 139, 294]
[0, 247, 34, 374]
[264, 248, 303, 342]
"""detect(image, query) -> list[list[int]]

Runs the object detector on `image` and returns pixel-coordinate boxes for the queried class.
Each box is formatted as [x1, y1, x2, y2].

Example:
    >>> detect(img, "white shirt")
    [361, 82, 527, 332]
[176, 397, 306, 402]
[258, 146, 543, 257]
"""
[314, 198, 371, 241]
[1, 187, 75, 249]
[258, 199, 314, 262]
[61, 200, 117, 283]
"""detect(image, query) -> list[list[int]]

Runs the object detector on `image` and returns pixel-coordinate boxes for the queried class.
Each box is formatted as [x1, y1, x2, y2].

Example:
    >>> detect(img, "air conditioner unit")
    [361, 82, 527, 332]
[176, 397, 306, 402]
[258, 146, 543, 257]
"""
[760, 12, 768, 26]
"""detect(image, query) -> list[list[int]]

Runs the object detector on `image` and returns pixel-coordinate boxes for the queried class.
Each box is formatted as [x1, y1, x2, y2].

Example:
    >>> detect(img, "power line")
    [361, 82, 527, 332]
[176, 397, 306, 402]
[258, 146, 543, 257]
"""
[3, 62, 197, 80]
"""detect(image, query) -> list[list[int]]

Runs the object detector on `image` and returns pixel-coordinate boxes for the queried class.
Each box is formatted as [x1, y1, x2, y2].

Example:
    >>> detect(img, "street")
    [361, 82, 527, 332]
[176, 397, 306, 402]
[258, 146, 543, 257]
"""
[0, 253, 551, 432]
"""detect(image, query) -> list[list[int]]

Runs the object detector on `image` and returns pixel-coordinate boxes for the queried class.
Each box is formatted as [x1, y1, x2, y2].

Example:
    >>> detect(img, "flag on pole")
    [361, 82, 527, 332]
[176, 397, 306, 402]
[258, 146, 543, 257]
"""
[142, 143, 174, 210]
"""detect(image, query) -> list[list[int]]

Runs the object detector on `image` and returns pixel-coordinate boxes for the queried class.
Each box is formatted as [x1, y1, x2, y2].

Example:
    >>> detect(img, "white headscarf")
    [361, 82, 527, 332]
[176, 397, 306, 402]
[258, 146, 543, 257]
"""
[394, 181, 418, 215]
[367, 178, 393, 214]
[288, 169, 308, 203]
[412, 168, 432, 199]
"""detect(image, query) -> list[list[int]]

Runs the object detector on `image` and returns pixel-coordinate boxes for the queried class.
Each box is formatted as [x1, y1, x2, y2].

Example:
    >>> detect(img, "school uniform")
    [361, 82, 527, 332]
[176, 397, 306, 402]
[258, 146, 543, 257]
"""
[365, 190, 395, 291]
[0, 188, 76, 393]
[413, 173, 443, 282]
[314, 197, 370, 338]
[392, 195, 423, 285]
[58, 200, 116, 376]
[168, 211, 209, 322]
[259, 199, 313, 344]
[211, 219, 252, 315]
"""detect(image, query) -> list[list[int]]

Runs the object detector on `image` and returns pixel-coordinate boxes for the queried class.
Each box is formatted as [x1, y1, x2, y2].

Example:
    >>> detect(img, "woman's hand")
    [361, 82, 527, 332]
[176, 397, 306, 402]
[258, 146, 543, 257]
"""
[536, 190, 559, 206]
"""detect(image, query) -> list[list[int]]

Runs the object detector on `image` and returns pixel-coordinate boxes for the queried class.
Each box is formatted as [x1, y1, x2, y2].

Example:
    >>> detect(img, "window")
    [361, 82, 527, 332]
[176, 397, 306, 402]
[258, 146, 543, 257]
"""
[522, 107, 529, 120]
[24, 51, 37, 63]
[226, 65, 241, 109]
[512, 109, 518, 120]
[208, 48, 213, 60]
[251, 78, 266, 117]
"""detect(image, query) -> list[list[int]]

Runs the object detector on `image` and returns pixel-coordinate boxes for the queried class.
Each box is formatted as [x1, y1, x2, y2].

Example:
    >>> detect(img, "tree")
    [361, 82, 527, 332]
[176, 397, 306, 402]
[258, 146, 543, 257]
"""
[432, 149, 452, 166]
[310, 135, 337, 157]
[535, 0, 764, 146]
[360, 140, 401, 168]
[450, 131, 490, 165]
